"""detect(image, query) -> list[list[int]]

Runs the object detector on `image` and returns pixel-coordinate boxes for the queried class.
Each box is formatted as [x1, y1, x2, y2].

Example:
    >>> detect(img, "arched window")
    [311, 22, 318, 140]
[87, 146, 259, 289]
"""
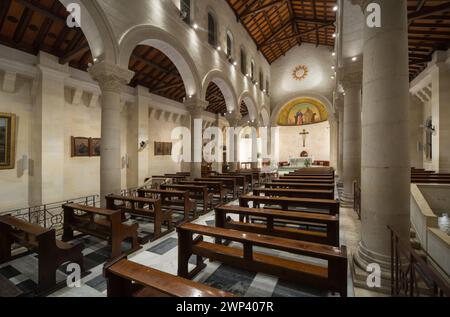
[208, 12, 217, 47]
[251, 60, 256, 81]
[259, 70, 264, 91]
[226, 31, 233, 59]
[180, 0, 191, 24]
[240, 48, 247, 75]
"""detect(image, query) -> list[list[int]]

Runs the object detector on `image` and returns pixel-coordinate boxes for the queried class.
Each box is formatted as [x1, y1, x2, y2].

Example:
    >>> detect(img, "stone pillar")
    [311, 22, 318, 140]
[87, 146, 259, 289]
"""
[213, 113, 223, 173]
[356, 0, 410, 275]
[30, 52, 68, 206]
[329, 113, 339, 171]
[226, 111, 242, 172]
[430, 51, 450, 173]
[251, 121, 260, 169]
[127, 86, 150, 188]
[89, 62, 134, 205]
[336, 96, 345, 181]
[185, 98, 208, 179]
[409, 94, 423, 169]
[340, 58, 362, 205]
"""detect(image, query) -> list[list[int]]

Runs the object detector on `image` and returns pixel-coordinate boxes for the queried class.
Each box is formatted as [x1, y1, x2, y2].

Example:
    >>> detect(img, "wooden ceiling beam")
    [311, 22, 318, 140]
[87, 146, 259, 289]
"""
[240, 0, 286, 19]
[59, 44, 90, 64]
[409, 2, 450, 22]
[131, 53, 180, 77]
[15, 0, 66, 23]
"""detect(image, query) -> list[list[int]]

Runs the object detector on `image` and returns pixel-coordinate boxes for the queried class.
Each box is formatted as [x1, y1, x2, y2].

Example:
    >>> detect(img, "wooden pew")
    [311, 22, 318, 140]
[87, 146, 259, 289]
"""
[239, 195, 340, 216]
[0, 215, 84, 293]
[104, 258, 234, 297]
[221, 174, 251, 192]
[105, 195, 172, 241]
[177, 223, 347, 297]
[196, 177, 238, 199]
[209, 175, 248, 194]
[265, 182, 335, 194]
[62, 204, 140, 260]
[137, 189, 197, 221]
[215, 205, 340, 246]
[412, 178, 450, 184]
[279, 177, 334, 184]
[160, 184, 213, 215]
[178, 180, 229, 204]
[285, 174, 334, 180]
[253, 187, 334, 200]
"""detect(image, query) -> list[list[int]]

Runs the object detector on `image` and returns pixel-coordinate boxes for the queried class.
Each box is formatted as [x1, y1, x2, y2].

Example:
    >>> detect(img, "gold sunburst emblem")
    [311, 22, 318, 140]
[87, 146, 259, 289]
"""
[292, 65, 309, 81]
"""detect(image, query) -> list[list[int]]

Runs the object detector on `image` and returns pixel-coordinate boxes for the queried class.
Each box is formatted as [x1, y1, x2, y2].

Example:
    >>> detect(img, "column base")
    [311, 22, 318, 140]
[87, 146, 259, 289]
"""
[340, 191, 354, 208]
[354, 241, 392, 280]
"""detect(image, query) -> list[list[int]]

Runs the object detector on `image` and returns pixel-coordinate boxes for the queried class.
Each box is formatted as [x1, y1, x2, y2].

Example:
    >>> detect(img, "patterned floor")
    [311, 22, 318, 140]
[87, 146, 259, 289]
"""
[0, 193, 354, 297]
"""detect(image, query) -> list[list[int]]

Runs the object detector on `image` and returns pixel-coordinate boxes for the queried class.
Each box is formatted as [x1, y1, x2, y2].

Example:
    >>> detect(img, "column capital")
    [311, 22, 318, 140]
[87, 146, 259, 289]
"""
[225, 111, 242, 127]
[184, 97, 209, 118]
[89, 61, 134, 93]
[350, 0, 371, 10]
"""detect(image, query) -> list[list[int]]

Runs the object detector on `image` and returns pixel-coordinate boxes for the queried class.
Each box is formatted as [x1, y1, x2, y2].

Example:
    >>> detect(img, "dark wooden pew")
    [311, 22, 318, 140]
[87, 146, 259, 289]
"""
[104, 258, 234, 297]
[178, 180, 229, 204]
[412, 178, 450, 184]
[62, 204, 140, 260]
[177, 223, 347, 297]
[265, 182, 335, 194]
[239, 195, 340, 216]
[105, 195, 172, 241]
[160, 184, 213, 215]
[285, 175, 334, 180]
[279, 177, 334, 184]
[137, 189, 197, 221]
[215, 205, 340, 246]
[209, 175, 248, 194]
[253, 187, 334, 200]
[196, 177, 238, 199]
[0, 215, 84, 293]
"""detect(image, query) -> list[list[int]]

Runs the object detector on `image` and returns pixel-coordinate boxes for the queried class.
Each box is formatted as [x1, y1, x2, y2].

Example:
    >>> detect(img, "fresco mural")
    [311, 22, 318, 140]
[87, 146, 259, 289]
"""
[277, 98, 329, 126]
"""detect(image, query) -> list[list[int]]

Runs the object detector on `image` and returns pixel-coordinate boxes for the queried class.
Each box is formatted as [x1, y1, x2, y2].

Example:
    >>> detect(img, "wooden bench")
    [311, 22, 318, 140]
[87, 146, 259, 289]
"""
[177, 223, 347, 297]
[279, 177, 335, 184]
[138, 189, 197, 221]
[179, 180, 229, 204]
[266, 182, 335, 193]
[215, 205, 340, 246]
[62, 204, 140, 260]
[196, 177, 238, 199]
[0, 215, 84, 293]
[286, 174, 334, 180]
[253, 187, 334, 200]
[227, 172, 255, 189]
[104, 258, 234, 297]
[160, 184, 213, 215]
[106, 194, 173, 242]
[239, 195, 340, 216]
[210, 175, 249, 194]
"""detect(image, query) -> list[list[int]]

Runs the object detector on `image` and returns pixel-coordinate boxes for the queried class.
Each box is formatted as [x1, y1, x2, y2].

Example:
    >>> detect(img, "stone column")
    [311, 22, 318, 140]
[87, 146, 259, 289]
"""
[430, 51, 450, 173]
[329, 113, 339, 171]
[340, 58, 362, 206]
[226, 111, 242, 172]
[213, 113, 223, 173]
[251, 121, 260, 169]
[355, 0, 410, 275]
[336, 96, 345, 181]
[89, 62, 134, 205]
[184, 97, 208, 179]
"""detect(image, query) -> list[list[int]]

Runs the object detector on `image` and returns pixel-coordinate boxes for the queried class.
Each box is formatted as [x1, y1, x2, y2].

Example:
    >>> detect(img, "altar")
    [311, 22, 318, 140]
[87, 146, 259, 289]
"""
[289, 157, 314, 168]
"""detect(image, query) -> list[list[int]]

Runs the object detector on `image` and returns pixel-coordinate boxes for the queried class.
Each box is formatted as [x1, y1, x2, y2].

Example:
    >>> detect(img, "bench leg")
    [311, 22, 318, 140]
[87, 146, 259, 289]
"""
[0, 223, 12, 262]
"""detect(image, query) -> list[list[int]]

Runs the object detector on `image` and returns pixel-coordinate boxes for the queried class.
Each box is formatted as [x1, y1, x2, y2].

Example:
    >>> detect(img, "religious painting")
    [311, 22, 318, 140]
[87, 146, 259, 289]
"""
[277, 98, 329, 126]
[154, 142, 163, 156]
[90, 138, 101, 157]
[163, 142, 172, 156]
[71, 137, 90, 157]
[0, 113, 16, 170]
[292, 65, 309, 81]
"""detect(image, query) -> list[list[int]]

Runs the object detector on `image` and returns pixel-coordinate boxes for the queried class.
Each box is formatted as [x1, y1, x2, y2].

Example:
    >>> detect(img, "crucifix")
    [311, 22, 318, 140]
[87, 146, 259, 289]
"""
[299, 129, 309, 148]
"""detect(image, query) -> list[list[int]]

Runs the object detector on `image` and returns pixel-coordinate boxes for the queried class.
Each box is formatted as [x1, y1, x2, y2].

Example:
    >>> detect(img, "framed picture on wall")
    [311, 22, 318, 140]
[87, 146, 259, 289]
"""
[0, 112, 16, 170]
[154, 142, 163, 156]
[71, 137, 90, 157]
[90, 138, 101, 157]
[163, 142, 172, 156]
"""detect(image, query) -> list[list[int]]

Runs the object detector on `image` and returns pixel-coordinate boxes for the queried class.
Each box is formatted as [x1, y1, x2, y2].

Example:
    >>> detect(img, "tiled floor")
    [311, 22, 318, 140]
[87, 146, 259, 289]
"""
[0, 192, 357, 297]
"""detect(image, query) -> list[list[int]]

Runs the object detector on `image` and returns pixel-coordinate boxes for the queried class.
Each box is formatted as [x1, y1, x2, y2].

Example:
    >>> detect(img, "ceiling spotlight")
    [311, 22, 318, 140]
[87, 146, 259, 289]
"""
[333, 5, 338, 12]
[352, 56, 358, 61]
[217, 46, 221, 51]
[93, 58, 98, 63]
[332, 33, 336, 38]
[331, 66, 335, 70]
[332, 52, 336, 57]
[233, 61, 238, 66]
[331, 76, 335, 79]
[193, 23, 198, 30]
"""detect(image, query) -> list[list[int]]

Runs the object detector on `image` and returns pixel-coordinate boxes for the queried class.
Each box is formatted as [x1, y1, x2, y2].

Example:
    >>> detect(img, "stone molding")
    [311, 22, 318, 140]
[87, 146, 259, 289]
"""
[184, 97, 209, 118]
[225, 111, 243, 127]
[88, 61, 134, 93]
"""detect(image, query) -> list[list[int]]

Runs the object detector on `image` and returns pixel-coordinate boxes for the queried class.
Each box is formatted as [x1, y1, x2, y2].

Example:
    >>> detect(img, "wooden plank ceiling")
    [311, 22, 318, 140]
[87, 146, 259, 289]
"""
[226, 0, 337, 63]
[0, 0, 449, 107]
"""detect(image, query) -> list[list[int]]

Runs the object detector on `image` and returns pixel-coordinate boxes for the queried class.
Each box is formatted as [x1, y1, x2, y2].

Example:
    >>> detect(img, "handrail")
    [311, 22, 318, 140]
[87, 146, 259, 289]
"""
[388, 225, 450, 297]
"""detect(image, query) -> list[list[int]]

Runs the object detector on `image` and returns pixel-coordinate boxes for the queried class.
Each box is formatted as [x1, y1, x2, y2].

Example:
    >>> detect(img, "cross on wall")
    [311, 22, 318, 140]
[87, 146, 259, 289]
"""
[299, 129, 309, 148]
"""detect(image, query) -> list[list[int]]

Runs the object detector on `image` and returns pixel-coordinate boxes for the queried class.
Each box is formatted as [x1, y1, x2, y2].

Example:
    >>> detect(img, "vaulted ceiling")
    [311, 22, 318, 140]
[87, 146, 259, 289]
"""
[226, 0, 337, 63]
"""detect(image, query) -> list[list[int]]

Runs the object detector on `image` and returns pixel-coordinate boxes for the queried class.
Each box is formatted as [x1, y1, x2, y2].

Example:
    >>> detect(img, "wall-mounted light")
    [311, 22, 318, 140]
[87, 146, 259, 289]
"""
[352, 56, 358, 62]
[192, 23, 198, 30]
[217, 46, 221, 51]
[139, 140, 149, 152]
[333, 5, 338, 12]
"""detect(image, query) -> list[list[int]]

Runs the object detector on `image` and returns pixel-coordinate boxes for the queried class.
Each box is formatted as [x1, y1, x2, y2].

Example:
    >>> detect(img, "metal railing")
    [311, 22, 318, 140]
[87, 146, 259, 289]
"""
[389, 226, 450, 297]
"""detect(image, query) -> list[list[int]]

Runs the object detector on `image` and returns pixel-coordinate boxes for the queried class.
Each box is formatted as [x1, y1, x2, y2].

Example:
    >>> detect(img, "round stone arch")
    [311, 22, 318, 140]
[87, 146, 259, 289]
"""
[58, 0, 117, 63]
[270, 93, 333, 125]
[118, 25, 202, 97]
[238, 91, 258, 122]
[201, 70, 238, 113]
